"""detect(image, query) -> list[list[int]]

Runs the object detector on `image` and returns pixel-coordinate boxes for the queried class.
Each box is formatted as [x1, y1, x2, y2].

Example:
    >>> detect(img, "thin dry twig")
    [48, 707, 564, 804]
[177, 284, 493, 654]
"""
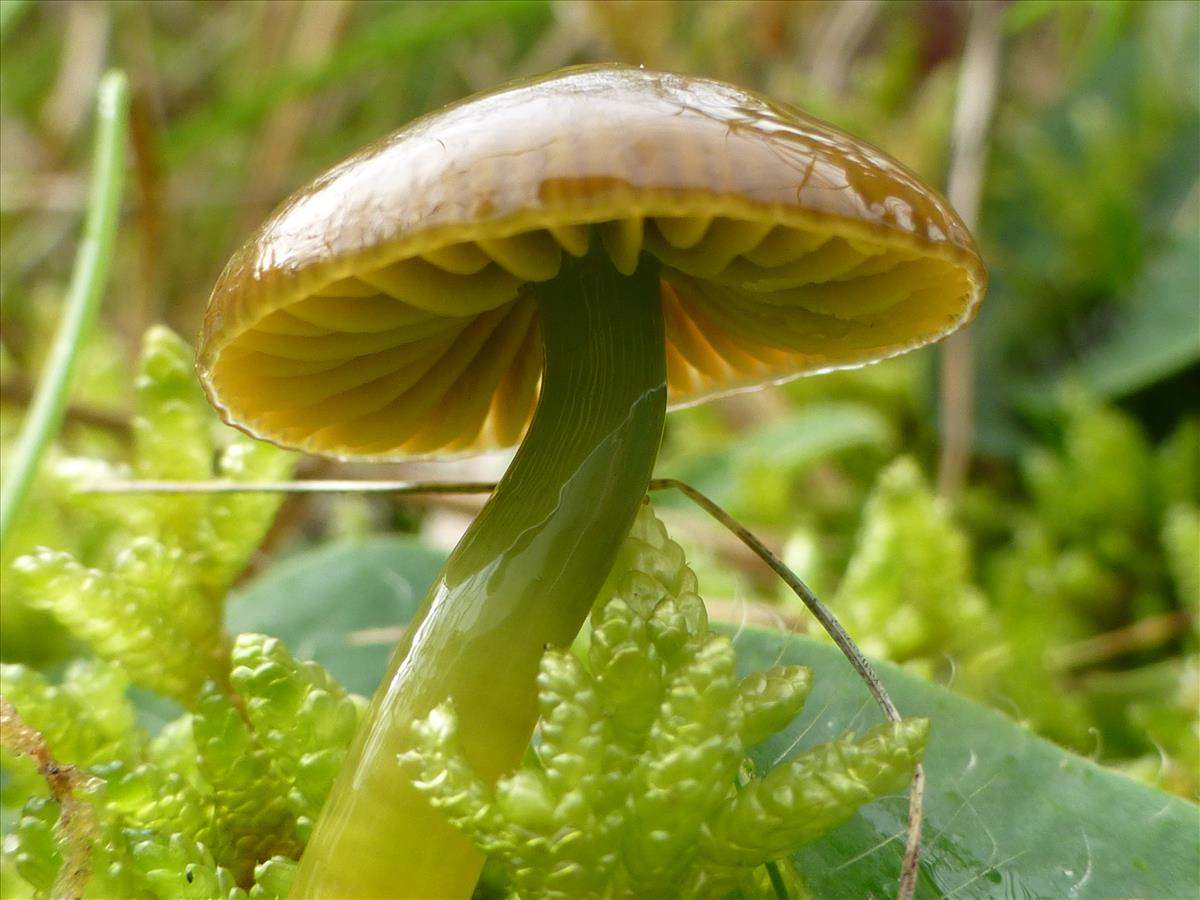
[40, 1, 111, 152]
[83, 477, 905, 714]
[79, 479, 901, 715]
[652, 478, 904, 721]
[0, 698, 101, 900]
[900, 763, 926, 899]
[1051, 610, 1194, 673]
[664, 469, 923, 900]
[809, 0, 881, 96]
[79, 478, 500, 495]
[937, 0, 1004, 502]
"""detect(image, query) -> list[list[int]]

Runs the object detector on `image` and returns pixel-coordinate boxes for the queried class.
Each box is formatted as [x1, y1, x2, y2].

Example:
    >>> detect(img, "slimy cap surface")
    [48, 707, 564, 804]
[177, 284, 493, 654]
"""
[198, 65, 986, 459]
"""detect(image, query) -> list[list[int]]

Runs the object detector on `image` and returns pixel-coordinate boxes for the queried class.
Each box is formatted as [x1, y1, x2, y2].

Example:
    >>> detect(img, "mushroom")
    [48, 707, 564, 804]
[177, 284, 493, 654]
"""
[197, 65, 985, 898]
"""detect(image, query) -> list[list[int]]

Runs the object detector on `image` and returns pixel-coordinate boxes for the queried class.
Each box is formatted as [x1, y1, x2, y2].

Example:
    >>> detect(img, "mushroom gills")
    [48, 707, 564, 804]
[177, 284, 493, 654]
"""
[214, 218, 968, 455]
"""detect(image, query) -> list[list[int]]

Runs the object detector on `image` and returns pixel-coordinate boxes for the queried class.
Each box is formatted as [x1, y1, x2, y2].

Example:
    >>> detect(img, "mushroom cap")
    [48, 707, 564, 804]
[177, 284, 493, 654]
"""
[198, 64, 986, 460]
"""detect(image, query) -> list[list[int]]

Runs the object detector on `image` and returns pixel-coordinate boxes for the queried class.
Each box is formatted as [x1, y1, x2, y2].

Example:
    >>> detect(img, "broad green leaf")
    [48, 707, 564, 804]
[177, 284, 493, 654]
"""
[227, 539, 1198, 898]
[736, 632, 1199, 899]
[226, 536, 446, 696]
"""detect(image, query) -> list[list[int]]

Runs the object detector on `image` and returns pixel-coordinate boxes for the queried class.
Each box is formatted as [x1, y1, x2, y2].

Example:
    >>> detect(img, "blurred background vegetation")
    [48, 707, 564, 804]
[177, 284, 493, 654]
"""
[1, 0, 1197, 803]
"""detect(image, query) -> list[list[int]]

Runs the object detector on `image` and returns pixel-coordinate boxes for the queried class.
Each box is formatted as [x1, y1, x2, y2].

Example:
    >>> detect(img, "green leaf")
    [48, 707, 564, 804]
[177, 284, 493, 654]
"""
[226, 536, 447, 696]
[230, 536, 1198, 897]
[736, 630, 1199, 899]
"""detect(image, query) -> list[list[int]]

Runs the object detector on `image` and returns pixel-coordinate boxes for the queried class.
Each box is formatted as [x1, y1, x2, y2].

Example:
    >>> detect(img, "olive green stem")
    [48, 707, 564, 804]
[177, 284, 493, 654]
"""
[292, 244, 667, 898]
[0, 71, 127, 552]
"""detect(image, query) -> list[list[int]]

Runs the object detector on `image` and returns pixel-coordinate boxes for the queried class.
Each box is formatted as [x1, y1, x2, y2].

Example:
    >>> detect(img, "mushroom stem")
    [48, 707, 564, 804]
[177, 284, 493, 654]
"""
[292, 242, 668, 898]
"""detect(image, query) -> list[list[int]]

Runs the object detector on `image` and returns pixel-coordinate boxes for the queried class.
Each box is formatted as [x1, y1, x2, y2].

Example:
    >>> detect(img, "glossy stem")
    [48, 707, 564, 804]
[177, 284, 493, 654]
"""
[292, 244, 667, 898]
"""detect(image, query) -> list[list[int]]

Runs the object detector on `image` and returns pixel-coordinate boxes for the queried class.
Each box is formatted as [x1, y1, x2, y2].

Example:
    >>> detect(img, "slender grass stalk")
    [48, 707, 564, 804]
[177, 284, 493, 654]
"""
[0, 70, 128, 551]
[936, 0, 1003, 501]
[765, 860, 789, 899]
